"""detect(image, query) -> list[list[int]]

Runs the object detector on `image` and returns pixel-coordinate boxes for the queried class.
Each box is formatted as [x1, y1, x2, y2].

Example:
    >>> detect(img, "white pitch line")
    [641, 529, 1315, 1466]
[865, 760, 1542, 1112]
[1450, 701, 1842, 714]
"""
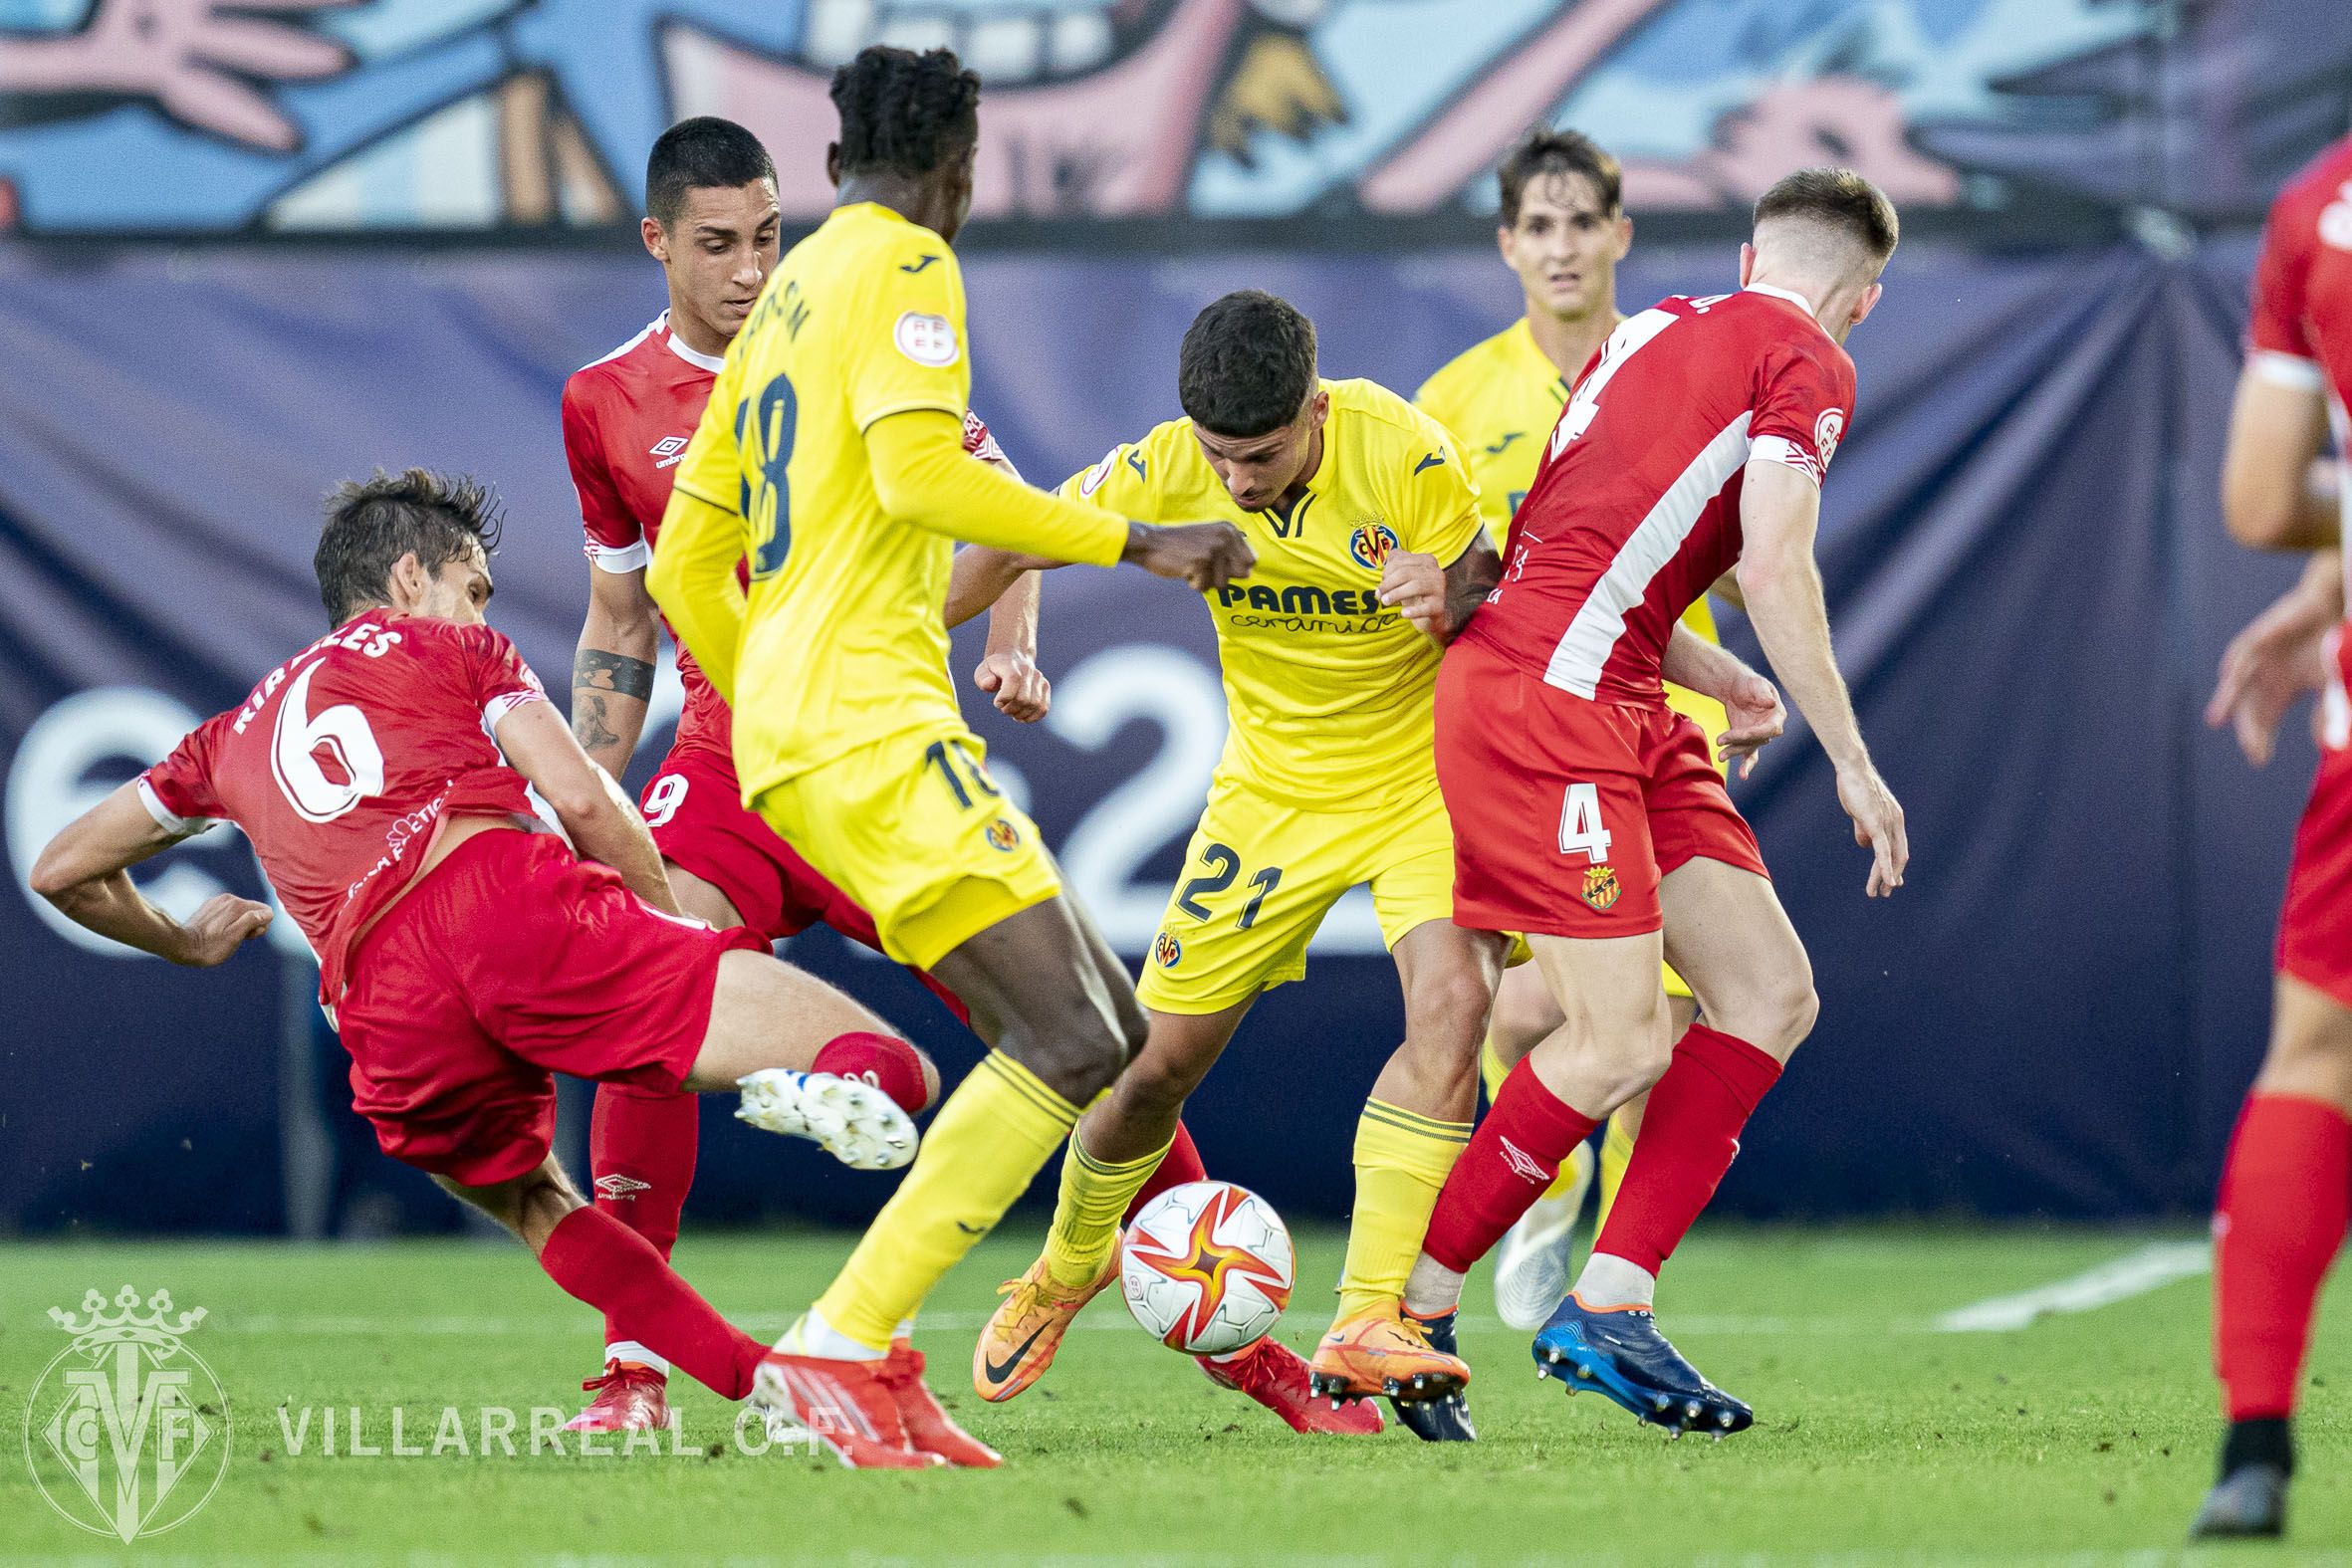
[1936, 1240, 2211, 1333]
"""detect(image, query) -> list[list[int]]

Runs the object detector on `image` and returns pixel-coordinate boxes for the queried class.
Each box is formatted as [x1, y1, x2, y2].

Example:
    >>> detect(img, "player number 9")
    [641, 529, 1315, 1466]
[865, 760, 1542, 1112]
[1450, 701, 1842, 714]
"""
[642, 773, 688, 828]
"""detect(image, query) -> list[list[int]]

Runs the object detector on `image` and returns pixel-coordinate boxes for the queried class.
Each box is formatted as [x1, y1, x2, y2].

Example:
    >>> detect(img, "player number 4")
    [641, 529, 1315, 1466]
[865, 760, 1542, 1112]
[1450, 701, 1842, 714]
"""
[1558, 782, 1611, 863]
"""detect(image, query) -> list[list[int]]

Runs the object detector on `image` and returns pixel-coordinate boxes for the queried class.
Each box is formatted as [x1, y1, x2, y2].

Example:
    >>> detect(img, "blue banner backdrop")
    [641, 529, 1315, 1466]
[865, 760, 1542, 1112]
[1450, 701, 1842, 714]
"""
[0, 238, 2316, 1233]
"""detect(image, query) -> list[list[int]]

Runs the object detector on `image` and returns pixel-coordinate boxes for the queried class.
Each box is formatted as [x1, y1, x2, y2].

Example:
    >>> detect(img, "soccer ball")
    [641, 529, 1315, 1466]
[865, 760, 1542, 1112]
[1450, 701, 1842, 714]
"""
[1119, 1181, 1294, 1355]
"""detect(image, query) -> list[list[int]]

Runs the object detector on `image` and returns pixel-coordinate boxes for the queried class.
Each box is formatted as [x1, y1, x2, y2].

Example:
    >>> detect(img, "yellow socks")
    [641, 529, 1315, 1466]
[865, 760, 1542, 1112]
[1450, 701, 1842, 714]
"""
[1595, 1109, 1637, 1234]
[811, 1051, 1079, 1350]
[1041, 1129, 1171, 1289]
[1334, 1099, 1471, 1321]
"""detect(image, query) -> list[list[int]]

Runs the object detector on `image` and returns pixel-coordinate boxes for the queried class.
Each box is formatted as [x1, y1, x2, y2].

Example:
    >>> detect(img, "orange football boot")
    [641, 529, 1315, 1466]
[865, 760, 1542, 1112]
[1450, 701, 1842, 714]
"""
[1306, 1306, 1471, 1405]
[971, 1248, 1119, 1403]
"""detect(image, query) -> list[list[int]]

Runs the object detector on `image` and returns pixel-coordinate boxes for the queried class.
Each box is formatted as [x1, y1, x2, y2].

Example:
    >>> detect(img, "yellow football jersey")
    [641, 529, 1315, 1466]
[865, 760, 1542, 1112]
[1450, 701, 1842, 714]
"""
[664, 203, 1015, 801]
[1058, 378, 1484, 812]
[1414, 318, 1726, 659]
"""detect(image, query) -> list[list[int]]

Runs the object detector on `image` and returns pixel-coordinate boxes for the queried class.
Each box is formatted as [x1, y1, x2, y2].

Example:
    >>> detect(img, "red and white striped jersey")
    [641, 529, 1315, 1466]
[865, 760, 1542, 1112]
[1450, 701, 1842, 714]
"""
[1465, 286, 1856, 706]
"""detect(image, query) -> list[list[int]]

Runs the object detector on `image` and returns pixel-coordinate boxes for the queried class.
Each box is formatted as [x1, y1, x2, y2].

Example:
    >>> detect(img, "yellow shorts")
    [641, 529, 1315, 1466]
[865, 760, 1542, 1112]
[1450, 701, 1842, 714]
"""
[751, 728, 1060, 971]
[1136, 778, 1459, 1015]
[1661, 677, 1726, 1004]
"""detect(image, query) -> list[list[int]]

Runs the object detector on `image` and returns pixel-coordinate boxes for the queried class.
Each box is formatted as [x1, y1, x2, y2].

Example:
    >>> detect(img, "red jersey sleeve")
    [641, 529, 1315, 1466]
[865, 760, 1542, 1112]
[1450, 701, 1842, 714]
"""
[444, 622, 550, 730]
[963, 409, 1020, 480]
[1749, 338, 1855, 487]
[2247, 186, 2328, 389]
[137, 714, 229, 836]
[562, 373, 650, 571]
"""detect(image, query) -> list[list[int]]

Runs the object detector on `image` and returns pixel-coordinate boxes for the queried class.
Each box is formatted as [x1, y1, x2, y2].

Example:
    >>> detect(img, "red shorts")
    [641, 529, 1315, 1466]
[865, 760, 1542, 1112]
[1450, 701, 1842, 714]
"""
[2277, 743, 2352, 1008]
[337, 829, 767, 1186]
[1435, 637, 1766, 938]
[641, 743, 884, 948]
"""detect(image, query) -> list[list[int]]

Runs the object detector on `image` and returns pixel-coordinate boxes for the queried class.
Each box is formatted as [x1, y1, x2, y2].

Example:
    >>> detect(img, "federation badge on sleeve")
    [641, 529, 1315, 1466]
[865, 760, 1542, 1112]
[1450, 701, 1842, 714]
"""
[893, 311, 960, 368]
[1580, 865, 1621, 912]
[1153, 931, 1183, 969]
[984, 817, 1022, 852]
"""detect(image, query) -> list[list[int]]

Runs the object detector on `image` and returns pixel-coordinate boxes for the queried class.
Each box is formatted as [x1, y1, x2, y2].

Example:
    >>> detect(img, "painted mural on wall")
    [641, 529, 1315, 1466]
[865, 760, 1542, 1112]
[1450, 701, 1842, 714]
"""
[1, 0, 2345, 235]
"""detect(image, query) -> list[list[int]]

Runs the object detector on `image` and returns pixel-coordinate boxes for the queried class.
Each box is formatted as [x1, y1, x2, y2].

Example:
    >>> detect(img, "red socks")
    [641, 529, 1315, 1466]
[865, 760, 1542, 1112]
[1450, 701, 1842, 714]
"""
[539, 1207, 766, 1399]
[1593, 1025, 1781, 1274]
[589, 1079, 698, 1268]
[811, 1029, 933, 1113]
[2215, 1091, 2352, 1421]
[1124, 1122, 1209, 1222]
[1423, 1058, 1599, 1272]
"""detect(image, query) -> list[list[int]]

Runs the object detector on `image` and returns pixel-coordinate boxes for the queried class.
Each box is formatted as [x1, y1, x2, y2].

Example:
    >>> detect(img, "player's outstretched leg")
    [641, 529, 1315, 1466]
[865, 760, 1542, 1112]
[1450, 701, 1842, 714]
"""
[755, 894, 1145, 1466]
[2194, 976, 2352, 1540]
[571, 1079, 701, 1432]
[1312, 920, 1503, 1441]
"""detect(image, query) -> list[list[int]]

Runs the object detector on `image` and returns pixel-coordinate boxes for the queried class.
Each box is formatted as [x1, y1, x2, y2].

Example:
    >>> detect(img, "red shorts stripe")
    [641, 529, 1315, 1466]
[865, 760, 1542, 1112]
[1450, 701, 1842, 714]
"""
[1435, 637, 1765, 938]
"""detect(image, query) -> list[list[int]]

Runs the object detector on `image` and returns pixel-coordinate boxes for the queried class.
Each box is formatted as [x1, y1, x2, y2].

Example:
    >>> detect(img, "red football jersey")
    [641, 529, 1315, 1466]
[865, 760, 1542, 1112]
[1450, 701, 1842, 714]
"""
[563, 310, 1014, 769]
[138, 611, 548, 1002]
[1468, 286, 1856, 707]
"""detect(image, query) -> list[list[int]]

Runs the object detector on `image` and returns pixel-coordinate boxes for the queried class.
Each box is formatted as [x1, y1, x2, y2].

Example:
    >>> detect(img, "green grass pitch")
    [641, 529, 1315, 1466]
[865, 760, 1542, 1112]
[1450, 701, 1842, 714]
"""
[2, 1226, 2345, 1564]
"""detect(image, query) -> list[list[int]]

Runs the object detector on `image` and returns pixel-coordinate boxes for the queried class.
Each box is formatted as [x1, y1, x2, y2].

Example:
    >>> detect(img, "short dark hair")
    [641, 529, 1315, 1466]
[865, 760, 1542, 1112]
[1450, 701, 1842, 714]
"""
[1498, 126, 1622, 227]
[830, 46, 981, 179]
[1178, 291, 1318, 439]
[645, 116, 776, 228]
[314, 469, 503, 625]
[1754, 167, 1899, 263]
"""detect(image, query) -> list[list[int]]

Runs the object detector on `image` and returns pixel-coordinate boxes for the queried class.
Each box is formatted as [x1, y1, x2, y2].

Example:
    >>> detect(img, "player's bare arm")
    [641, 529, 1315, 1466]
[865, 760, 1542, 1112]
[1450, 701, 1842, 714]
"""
[974, 565, 1051, 723]
[494, 698, 682, 916]
[1378, 536, 1502, 644]
[30, 784, 273, 965]
[1736, 459, 1907, 895]
[2208, 548, 2346, 767]
[1662, 626, 1787, 777]
[572, 565, 661, 778]
[2223, 365, 2339, 551]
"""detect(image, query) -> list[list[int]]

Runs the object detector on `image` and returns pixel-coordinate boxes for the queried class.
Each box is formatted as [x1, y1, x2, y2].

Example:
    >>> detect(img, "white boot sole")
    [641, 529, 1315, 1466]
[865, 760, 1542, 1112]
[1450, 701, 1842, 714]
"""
[736, 1070, 918, 1171]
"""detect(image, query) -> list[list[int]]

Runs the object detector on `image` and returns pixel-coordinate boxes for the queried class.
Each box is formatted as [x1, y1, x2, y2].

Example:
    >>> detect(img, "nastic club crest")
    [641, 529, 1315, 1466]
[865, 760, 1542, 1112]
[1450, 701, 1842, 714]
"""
[1581, 865, 1622, 912]
[24, 1286, 230, 1541]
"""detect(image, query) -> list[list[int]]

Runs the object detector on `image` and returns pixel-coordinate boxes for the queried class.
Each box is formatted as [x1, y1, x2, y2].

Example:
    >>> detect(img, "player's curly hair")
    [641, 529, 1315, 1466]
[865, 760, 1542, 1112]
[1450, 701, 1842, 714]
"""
[829, 45, 981, 179]
[315, 468, 503, 625]
[1178, 290, 1318, 439]
[646, 116, 776, 228]
[1498, 126, 1621, 226]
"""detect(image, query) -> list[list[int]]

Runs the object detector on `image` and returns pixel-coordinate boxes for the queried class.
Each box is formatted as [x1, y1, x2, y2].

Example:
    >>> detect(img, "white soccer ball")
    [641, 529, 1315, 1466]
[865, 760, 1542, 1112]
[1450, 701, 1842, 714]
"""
[1119, 1180, 1294, 1355]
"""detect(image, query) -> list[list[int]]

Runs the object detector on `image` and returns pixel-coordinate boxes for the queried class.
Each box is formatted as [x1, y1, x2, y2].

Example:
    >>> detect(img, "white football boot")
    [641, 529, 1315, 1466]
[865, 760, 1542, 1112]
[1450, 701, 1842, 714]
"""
[1491, 1139, 1596, 1331]
[735, 1071, 917, 1171]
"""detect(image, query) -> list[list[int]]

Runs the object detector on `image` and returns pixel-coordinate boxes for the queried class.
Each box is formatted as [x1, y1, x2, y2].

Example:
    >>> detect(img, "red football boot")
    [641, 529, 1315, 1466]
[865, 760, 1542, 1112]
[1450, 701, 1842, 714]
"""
[879, 1339, 1002, 1467]
[565, 1360, 670, 1433]
[1199, 1338, 1385, 1436]
[751, 1349, 942, 1469]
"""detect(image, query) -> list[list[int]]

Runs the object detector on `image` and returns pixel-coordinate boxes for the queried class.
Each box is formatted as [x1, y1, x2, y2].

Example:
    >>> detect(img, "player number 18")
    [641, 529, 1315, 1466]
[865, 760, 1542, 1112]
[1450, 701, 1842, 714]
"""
[1558, 782, 1611, 863]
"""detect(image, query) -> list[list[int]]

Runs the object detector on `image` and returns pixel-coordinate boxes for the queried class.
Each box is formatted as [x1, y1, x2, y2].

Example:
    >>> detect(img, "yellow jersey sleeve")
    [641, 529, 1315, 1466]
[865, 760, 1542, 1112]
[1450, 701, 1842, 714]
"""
[1054, 437, 1166, 517]
[649, 347, 752, 704]
[1391, 420, 1486, 567]
[843, 239, 970, 434]
[870, 409, 1127, 565]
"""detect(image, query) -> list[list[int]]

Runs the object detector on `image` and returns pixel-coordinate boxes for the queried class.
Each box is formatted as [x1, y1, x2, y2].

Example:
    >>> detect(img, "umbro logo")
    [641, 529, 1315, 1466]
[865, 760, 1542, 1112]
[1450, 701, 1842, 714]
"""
[594, 1174, 653, 1200]
[1498, 1136, 1550, 1186]
[649, 434, 690, 469]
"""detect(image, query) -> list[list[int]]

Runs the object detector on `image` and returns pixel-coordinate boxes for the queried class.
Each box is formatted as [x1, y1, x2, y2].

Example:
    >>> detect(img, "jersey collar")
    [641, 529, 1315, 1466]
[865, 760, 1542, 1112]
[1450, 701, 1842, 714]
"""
[1742, 282, 1819, 321]
[657, 312, 726, 373]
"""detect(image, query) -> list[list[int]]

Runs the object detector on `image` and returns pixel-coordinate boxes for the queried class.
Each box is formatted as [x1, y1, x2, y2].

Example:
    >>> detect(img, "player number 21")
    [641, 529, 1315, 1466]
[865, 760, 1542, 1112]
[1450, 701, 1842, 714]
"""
[1558, 783, 1611, 863]
[1177, 842, 1285, 929]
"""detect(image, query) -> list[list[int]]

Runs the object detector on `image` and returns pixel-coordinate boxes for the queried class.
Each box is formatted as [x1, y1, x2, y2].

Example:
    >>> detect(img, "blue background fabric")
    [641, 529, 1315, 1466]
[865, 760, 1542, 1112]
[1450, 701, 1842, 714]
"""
[0, 238, 2316, 1232]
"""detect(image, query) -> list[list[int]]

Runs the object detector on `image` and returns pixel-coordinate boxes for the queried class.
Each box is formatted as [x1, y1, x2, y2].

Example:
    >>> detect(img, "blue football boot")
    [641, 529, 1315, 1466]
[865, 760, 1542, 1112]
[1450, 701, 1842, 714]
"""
[1530, 1293, 1752, 1439]
[1390, 1309, 1477, 1443]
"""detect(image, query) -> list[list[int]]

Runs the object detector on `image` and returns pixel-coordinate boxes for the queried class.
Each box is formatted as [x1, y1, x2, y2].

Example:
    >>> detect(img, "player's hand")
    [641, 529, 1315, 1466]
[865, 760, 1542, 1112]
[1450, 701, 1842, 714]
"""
[1376, 551, 1449, 641]
[1715, 670, 1785, 779]
[974, 649, 1052, 723]
[2206, 605, 2332, 768]
[1125, 522, 1255, 591]
[173, 892, 274, 967]
[1834, 762, 1906, 898]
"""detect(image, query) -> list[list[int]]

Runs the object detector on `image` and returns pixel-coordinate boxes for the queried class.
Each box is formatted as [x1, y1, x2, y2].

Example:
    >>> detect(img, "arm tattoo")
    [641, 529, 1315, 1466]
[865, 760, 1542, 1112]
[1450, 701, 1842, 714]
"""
[574, 647, 655, 701]
[573, 693, 621, 753]
[1441, 540, 1504, 641]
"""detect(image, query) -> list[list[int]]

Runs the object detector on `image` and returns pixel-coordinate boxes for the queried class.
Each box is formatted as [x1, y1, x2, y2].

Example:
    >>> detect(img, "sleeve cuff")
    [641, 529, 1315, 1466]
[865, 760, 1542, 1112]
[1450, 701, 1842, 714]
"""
[585, 538, 651, 573]
[1749, 436, 1823, 487]
[136, 777, 213, 837]
[2249, 349, 2327, 391]
[483, 689, 548, 730]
